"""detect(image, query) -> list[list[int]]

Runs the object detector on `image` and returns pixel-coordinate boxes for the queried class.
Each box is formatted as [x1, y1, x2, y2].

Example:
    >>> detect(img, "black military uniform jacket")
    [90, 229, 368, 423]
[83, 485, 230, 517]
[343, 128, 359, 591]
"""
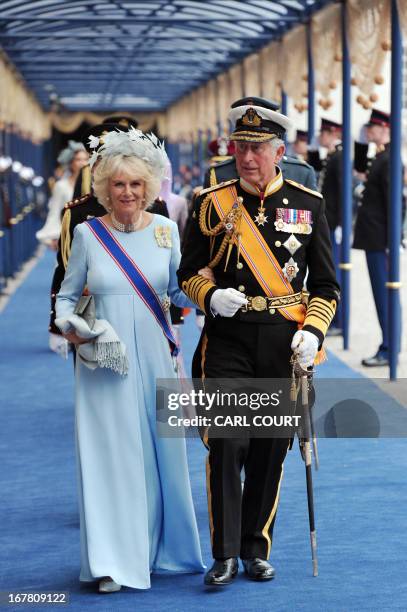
[353, 143, 405, 251]
[49, 192, 169, 334]
[318, 144, 342, 231]
[178, 171, 339, 348]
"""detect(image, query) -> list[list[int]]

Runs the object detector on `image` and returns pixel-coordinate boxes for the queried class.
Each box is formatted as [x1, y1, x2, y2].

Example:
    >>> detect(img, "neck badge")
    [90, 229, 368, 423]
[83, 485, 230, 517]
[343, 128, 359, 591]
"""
[254, 209, 268, 226]
[254, 192, 268, 227]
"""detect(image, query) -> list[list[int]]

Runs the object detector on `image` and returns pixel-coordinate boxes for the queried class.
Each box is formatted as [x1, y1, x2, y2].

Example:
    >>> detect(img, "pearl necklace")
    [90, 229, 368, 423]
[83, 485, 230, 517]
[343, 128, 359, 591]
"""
[110, 212, 143, 233]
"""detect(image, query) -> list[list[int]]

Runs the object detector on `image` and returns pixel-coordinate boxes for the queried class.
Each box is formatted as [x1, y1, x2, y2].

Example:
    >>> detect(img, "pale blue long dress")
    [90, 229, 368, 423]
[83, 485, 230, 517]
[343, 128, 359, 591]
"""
[56, 214, 204, 589]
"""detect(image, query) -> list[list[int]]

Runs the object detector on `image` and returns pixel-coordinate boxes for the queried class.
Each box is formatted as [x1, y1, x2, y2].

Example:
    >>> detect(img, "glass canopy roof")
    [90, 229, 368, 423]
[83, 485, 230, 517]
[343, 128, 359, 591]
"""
[0, 0, 334, 111]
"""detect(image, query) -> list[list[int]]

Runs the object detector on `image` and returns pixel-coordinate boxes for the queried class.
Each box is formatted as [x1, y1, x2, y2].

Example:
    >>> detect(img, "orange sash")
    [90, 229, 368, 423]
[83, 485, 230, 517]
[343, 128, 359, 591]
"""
[210, 185, 306, 323]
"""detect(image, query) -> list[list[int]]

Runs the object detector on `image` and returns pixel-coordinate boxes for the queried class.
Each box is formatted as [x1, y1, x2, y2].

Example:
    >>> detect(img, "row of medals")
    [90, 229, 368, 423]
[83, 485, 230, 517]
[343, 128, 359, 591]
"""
[243, 196, 310, 283]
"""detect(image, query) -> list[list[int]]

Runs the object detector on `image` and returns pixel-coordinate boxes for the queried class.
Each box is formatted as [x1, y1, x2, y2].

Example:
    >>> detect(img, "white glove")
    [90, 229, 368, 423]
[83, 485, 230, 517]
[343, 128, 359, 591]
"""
[210, 288, 247, 317]
[196, 314, 205, 331]
[334, 226, 342, 245]
[354, 182, 365, 200]
[291, 330, 319, 369]
[49, 332, 69, 359]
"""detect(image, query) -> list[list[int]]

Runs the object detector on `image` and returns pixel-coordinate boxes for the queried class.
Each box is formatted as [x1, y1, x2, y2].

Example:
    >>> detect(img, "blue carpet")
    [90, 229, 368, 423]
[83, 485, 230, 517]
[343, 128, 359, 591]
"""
[1, 250, 407, 611]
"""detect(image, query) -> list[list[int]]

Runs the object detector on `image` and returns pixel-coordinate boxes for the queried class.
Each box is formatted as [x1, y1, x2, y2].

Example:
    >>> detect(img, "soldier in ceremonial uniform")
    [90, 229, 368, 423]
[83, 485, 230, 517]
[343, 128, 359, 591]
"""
[204, 98, 317, 192]
[313, 118, 343, 334]
[178, 98, 339, 586]
[290, 128, 309, 162]
[207, 136, 236, 166]
[353, 109, 404, 367]
[49, 117, 169, 343]
[316, 119, 343, 231]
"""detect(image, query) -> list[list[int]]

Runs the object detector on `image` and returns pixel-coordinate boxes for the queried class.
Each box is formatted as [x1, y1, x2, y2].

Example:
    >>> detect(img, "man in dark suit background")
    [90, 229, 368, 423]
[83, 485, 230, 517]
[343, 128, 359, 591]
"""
[353, 109, 403, 367]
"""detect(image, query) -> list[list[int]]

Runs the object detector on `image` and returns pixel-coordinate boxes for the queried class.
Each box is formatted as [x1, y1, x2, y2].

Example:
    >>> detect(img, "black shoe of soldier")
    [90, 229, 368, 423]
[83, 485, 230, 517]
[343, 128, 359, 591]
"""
[361, 352, 389, 367]
[242, 558, 275, 581]
[204, 558, 238, 586]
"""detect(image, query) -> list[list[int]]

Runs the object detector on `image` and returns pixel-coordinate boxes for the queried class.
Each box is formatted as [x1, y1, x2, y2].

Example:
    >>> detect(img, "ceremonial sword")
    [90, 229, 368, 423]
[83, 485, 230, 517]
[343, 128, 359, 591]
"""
[290, 350, 319, 577]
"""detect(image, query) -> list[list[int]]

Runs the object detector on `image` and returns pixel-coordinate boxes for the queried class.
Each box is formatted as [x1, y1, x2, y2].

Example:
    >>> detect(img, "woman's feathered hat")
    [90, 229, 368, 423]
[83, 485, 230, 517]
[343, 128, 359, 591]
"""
[88, 127, 169, 182]
[57, 140, 86, 166]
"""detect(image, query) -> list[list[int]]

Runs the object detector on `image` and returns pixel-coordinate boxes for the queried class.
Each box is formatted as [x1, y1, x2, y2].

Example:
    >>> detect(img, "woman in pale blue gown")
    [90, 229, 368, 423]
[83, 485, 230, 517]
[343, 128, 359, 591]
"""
[55, 129, 204, 592]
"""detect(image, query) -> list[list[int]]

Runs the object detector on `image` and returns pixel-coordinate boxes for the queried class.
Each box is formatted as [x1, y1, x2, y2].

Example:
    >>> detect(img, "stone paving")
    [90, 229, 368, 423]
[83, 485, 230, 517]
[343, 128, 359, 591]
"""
[325, 247, 406, 406]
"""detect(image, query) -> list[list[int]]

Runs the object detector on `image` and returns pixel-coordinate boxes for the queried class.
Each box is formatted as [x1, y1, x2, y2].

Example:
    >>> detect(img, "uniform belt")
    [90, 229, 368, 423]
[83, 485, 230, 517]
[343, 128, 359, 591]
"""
[241, 292, 303, 313]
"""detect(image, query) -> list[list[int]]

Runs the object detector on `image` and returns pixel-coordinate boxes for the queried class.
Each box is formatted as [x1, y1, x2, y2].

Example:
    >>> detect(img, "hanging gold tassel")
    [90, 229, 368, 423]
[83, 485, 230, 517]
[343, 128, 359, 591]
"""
[223, 237, 234, 272]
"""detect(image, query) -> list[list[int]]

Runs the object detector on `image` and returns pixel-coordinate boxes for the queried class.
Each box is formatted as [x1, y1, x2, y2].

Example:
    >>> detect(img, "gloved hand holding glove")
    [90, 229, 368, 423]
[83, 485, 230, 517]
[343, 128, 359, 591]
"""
[210, 288, 247, 317]
[291, 330, 319, 369]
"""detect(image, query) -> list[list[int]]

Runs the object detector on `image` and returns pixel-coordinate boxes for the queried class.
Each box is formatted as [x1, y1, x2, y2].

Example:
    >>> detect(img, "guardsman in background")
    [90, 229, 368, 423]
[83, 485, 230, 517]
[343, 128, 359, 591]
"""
[290, 129, 309, 162]
[207, 136, 236, 166]
[353, 109, 404, 367]
[204, 97, 317, 191]
[178, 97, 339, 586]
[314, 118, 343, 335]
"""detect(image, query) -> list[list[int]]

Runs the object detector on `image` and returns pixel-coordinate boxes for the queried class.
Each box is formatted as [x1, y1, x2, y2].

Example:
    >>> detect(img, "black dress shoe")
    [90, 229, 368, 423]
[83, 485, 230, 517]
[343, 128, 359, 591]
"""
[361, 353, 389, 367]
[242, 558, 275, 581]
[204, 558, 238, 586]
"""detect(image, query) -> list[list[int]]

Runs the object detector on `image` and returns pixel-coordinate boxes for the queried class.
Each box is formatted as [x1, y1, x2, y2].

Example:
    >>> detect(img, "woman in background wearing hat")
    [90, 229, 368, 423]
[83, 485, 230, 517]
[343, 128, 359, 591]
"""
[55, 127, 204, 593]
[36, 141, 88, 248]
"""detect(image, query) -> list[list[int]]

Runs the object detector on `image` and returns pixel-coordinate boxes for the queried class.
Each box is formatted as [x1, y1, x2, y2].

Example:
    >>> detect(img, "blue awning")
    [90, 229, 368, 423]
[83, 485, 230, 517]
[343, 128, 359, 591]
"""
[0, 0, 334, 111]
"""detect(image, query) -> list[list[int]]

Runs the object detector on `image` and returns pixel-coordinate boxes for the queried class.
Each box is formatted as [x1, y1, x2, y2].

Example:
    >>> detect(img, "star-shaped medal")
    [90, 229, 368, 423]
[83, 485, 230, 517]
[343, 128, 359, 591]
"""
[283, 234, 302, 256]
[254, 210, 268, 226]
[282, 257, 299, 282]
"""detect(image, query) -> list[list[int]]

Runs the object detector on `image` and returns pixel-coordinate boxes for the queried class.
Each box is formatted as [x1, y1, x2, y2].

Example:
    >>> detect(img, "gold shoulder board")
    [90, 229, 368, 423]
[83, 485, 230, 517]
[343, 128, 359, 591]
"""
[199, 178, 239, 197]
[64, 192, 92, 209]
[285, 179, 323, 199]
[81, 165, 92, 196]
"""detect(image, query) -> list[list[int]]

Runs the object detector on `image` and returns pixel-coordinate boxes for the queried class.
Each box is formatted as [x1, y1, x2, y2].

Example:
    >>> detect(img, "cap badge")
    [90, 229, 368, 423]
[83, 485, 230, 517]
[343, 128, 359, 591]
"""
[242, 108, 262, 127]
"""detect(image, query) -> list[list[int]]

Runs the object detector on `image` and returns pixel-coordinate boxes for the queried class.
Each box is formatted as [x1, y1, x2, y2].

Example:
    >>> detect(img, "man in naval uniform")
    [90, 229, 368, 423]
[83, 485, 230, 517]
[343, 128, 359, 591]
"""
[204, 97, 317, 192]
[178, 98, 339, 586]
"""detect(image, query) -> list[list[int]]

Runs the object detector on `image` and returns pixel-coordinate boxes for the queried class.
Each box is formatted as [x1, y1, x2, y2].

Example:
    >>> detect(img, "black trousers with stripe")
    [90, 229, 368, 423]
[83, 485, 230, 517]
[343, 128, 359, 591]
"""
[200, 319, 297, 560]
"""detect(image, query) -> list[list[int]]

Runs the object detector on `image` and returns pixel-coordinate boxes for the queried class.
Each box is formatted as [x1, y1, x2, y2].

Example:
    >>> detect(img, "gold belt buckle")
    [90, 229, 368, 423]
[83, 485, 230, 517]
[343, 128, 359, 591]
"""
[251, 296, 267, 311]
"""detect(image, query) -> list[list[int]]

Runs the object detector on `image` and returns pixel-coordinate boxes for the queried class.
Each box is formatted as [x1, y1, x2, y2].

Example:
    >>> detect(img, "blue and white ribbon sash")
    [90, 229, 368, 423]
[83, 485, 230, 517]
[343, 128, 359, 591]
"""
[85, 217, 178, 356]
